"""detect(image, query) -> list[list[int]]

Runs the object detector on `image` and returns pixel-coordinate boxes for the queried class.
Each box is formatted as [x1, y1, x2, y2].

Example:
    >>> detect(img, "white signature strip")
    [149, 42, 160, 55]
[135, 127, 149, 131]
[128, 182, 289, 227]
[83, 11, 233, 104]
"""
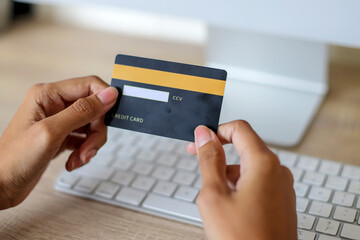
[123, 85, 169, 102]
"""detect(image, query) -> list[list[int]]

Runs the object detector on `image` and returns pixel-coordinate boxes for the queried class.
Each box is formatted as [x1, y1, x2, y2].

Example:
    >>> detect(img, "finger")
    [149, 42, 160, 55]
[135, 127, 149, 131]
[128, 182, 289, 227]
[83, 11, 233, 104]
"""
[185, 142, 196, 155]
[53, 133, 86, 159]
[31, 76, 110, 118]
[51, 75, 110, 102]
[216, 120, 278, 171]
[190, 121, 272, 160]
[45, 87, 117, 139]
[188, 142, 241, 187]
[281, 165, 294, 188]
[226, 165, 240, 187]
[73, 125, 88, 134]
[81, 116, 107, 159]
[66, 149, 82, 171]
[67, 117, 107, 170]
[217, 120, 269, 157]
[281, 165, 297, 238]
[195, 126, 229, 194]
[65, 134, 86, 150]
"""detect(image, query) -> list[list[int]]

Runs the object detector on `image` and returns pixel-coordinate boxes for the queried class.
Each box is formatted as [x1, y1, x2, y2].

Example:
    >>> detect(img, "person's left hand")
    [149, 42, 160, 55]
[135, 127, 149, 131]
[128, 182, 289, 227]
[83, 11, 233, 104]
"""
[0, 76, 118, 209]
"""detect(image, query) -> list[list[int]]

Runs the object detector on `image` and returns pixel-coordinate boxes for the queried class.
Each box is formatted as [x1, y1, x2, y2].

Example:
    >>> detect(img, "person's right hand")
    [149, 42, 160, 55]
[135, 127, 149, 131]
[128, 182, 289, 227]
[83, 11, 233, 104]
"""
[0, 76, 117, 209]
[186, 121, 297, 240]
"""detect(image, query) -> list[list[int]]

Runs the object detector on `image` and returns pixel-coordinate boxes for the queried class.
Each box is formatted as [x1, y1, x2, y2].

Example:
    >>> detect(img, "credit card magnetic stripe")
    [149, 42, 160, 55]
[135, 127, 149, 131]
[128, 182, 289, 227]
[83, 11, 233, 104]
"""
[112, 64, 226, 96]
[115, 54, 226, 80]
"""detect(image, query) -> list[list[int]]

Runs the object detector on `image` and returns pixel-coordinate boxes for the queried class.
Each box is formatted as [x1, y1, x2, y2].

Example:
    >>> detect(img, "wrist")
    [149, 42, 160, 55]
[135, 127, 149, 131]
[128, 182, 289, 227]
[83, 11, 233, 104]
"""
[0, 168, 13, 210]
[0, 151, 18, 210]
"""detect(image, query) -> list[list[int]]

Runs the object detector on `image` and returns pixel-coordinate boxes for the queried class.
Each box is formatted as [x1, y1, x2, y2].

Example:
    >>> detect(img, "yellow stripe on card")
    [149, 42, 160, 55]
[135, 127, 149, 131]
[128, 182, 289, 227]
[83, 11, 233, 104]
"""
[112, 64, 225, 96]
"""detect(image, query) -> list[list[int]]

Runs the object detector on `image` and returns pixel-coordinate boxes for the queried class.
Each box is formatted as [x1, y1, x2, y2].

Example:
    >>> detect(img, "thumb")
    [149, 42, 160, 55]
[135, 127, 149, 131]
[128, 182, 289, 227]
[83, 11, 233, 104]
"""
[48, 87, 118, 136]
[195, 126, 228, 193]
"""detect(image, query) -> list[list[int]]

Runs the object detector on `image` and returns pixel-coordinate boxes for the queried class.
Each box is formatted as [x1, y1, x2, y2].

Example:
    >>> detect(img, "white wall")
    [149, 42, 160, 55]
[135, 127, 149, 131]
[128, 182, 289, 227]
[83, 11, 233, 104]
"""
[34, 5, 206, 45]
[34, 4, 360, 68]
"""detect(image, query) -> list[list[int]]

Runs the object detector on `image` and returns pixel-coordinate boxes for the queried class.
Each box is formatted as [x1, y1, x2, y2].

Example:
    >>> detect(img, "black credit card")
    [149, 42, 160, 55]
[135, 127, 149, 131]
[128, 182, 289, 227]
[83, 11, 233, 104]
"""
[105, 54, 227, 142]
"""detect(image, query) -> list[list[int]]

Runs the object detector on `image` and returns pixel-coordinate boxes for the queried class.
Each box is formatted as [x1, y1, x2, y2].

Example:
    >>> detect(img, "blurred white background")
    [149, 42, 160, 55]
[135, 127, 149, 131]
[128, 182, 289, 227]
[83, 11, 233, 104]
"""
[1, 0, 360, 146]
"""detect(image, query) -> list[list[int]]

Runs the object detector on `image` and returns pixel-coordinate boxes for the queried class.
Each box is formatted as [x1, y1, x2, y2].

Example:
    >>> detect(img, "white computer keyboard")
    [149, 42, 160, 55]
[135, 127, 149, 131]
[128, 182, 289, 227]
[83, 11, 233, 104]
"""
[55, 129, 360, 240]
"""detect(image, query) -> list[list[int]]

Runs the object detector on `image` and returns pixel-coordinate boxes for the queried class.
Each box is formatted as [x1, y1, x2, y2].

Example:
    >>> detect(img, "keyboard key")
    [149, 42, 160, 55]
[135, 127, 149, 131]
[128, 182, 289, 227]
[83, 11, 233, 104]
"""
[325, 176, 348, 191]
[319, 160, 341, 176]
[112, 159, 133, 170]
[340, 223, 360, 240]
[142, 193, 201, 222]
[136, 137, 157, 149]
[294, 183, 309, 197]
[228, 156, 241, 165]
[332, 191, 355, 207]
[112, 171, 135, 186]
[115, 187, 146, 206]
[348, 181, 360, 194]
[151, 166, 175, 180]
[309, 201, 332, 217]
[318, 235, 341, 240]
[226, 154, 239, 164]
[132, 162, 154, 175]
[95, 181, 120, 199]
[176, 157, 198, 171]
[297, 229, 315, 240]
[136, 150, 157, 162]
[56, 173, 79, 188]
[116, 145, 138, 158]
[289, 167, 303, 182]
[107, 129, 120, 140]
[99, 142, 118, 153]
[91, 153, 114, 166]
[342, 166, 360, 180]
[131, 176, 156, 191]
[174, 142, 189, 155]
[296, 197, 309, 212]
[116, 133, 138, 146]
[357, 198, 360, 209]
[174, 186, 199, 202]
[297, 155, 319, 171]
[156, 153, 178, 166]
[278, 151, 297, 167]
[297, 213, 315, 230]
[193, 176, 202, 189]
[223, 144, 235, 154]
[308, 186, 331, 202]
[74, 178, 99, 193]
[156, 140, 177, 152]
[302, 171, 325, 186]
[152, 181, 177, 196]
[72, 165, 114, 180]
[315, 218, 339, 235]
[172, 171, 196, 186]
[333, 206, 356, 223]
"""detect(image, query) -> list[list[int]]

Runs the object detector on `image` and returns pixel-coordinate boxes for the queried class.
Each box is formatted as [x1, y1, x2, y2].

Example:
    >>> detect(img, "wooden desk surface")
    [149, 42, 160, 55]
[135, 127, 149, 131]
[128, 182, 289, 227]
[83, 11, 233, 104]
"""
[0, 19, 359, 240]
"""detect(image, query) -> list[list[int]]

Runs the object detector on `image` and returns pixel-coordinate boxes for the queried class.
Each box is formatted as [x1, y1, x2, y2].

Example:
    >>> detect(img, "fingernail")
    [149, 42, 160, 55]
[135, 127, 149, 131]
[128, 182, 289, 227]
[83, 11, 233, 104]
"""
[97, 87, 118, 105]
[195, 125, 212, 148]
[68, 160, 75, 172]
[70, 156, 80, 171]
